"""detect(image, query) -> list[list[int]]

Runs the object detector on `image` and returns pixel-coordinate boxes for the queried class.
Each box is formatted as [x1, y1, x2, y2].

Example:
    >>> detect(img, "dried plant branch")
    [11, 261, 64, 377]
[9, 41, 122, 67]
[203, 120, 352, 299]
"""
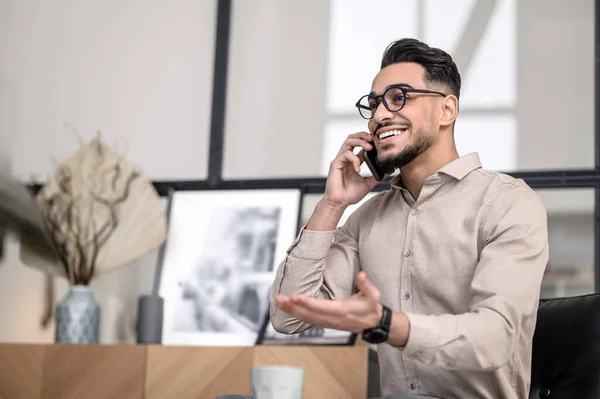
[37, 134, 143, 286]
[85, 164, 139, 284]
[40, 273, 55, 329]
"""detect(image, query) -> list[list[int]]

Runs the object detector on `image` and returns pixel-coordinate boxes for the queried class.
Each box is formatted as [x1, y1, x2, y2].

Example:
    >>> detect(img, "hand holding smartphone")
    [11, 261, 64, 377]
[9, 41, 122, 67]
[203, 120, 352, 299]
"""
[308, 132, 387, 231]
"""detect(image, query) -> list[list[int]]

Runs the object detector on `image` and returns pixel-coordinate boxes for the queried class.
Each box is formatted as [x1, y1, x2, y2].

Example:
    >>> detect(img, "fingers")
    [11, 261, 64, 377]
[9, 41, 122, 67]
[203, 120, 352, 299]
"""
[277, 294, 344, 319]
[276, 292, 379, 333]
[347, 131, 373, 142]
[342, 151, 361, 174]
[337, 132, 373, 156]
[355, 271, 380, 300]
[331, 150, 362, 174]
[330, 132, 377, 175]
[356, 149, 365, 162]
[275, 295, 338, 329]
[289, 295, 344, 315]
[284, 304, 335, 330]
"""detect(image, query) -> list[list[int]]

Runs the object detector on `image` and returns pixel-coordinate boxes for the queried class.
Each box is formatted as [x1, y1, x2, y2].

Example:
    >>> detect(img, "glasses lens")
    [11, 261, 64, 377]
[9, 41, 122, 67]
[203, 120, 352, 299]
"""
[357, 96, 376, 119]
[383, 88, 406, 112]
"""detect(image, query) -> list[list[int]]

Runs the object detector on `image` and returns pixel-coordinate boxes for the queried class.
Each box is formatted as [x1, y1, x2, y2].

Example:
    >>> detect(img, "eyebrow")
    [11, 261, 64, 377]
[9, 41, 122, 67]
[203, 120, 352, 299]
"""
[369, 83, 415, 97]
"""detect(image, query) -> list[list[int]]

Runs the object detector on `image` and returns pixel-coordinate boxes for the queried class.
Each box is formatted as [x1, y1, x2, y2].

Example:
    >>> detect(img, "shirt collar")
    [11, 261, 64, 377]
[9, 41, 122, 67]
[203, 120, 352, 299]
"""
[438, 152, 482, 180]
[389, 152, 482, 190]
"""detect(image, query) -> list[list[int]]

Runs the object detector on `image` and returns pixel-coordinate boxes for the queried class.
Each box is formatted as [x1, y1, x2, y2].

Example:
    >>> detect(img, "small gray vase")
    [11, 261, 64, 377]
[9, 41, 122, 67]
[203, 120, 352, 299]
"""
[55, 285, 101, 344]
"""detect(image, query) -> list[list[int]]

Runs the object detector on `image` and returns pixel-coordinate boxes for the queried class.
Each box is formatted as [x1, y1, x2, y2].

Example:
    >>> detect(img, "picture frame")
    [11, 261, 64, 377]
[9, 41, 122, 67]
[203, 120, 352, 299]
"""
[157, 188, 301, 346]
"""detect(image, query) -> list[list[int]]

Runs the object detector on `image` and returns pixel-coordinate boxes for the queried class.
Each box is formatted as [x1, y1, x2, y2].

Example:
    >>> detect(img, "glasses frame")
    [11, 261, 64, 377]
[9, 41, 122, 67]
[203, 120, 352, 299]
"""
[355, 85, 447, 120]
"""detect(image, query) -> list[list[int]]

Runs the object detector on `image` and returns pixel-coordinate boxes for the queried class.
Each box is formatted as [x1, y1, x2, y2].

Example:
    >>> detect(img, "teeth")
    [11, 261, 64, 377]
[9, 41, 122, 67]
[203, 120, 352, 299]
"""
[378, 129, 406, 140]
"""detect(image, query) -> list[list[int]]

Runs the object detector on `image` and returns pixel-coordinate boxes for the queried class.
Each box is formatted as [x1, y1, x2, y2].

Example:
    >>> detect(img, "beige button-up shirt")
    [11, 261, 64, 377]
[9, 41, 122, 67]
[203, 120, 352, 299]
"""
[270, 153, 549, 399]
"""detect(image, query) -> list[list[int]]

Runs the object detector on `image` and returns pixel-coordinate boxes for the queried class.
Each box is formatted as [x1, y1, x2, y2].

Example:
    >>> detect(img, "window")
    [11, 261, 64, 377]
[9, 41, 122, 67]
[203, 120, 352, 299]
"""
[322, 0, 594, 174]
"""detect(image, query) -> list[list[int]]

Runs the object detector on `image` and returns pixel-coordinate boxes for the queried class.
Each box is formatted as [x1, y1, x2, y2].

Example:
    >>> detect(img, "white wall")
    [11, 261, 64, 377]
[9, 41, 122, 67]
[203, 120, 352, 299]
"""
[0, 0, 19, 173]
[3, 0, 216, 182]
[223, 0, 329, 179]
[0, 0, 217, 343]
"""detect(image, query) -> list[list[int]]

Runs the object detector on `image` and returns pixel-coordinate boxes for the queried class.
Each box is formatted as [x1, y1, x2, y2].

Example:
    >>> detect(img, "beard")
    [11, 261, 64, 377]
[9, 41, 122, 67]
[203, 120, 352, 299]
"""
[375, 131, 434, 171]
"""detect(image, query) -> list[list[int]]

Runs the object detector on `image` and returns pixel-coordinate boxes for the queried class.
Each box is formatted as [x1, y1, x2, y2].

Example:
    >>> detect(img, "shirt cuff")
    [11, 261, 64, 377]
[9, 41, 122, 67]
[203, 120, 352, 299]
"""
[287, 225, 336, 259]
[402, 312, 441, 357]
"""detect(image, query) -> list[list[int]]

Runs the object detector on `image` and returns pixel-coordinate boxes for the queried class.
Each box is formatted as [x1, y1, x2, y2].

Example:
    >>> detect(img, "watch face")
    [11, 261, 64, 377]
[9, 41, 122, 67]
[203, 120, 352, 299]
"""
[363, 328, 388, 344]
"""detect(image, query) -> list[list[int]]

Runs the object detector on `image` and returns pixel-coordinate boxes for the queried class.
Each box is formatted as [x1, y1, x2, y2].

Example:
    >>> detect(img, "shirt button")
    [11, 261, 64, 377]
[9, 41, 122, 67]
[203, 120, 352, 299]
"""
[411, 208, 420, 215]
[404, 249, 412, 257]
[409, 382, 416, 390]
[404, 292, 410, 300]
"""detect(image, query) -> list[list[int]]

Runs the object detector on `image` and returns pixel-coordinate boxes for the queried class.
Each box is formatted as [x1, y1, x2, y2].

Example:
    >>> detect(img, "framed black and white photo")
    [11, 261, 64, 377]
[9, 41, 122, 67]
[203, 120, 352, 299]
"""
[157, 189, 301, 346]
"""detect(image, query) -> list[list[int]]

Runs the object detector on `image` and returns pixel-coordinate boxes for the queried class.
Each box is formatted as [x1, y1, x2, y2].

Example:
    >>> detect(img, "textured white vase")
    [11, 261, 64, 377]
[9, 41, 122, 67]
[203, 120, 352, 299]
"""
[55, 285, 101, 344]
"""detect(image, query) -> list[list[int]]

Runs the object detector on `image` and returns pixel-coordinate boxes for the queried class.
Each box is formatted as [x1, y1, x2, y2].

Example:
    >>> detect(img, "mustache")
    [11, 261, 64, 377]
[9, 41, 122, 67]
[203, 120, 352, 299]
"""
[374, 122, 410, 135]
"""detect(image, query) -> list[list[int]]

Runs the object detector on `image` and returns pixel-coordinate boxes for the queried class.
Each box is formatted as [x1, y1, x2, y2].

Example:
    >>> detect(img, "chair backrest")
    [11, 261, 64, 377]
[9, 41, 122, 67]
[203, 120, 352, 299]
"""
[529, 293, 600, 399]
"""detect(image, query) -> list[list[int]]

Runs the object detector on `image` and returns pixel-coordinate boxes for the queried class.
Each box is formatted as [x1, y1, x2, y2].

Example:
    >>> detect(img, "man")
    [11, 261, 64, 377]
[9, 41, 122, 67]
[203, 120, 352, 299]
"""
[270, 38, 549, 399]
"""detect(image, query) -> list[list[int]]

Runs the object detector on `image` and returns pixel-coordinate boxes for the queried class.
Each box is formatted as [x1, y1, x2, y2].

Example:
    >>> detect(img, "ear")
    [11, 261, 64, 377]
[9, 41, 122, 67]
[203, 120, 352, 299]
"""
[439, 95, 459, 128]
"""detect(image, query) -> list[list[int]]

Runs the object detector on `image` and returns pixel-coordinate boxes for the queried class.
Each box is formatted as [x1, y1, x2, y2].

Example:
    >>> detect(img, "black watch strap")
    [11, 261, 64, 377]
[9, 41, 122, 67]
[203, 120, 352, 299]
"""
[361, 304, 393, 344]
[379, 304, 392, 331]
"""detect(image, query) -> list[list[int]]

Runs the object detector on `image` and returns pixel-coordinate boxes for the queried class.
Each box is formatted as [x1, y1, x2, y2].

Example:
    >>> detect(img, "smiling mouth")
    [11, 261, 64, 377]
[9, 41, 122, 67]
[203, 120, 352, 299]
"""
[377, 127, 409, 141]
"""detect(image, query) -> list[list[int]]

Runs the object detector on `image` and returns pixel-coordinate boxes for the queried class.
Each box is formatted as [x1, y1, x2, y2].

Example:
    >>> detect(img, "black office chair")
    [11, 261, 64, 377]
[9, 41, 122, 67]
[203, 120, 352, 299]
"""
[365, 294, 600, 399]
[529, 293, 600, 399]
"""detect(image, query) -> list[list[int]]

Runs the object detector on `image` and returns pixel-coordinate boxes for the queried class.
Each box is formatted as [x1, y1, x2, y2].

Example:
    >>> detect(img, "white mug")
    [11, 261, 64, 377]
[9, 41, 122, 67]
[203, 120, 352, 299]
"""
[251, 366, 305, 399]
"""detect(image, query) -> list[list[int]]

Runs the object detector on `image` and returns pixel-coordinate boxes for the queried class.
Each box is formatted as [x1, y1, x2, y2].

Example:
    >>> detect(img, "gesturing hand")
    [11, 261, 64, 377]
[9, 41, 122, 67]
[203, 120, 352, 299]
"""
[273, 271, 383, 333]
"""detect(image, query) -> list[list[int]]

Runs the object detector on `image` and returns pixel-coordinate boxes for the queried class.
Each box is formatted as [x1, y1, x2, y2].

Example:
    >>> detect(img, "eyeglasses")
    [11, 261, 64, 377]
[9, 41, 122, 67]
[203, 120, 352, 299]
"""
[355, 85, 447, 120]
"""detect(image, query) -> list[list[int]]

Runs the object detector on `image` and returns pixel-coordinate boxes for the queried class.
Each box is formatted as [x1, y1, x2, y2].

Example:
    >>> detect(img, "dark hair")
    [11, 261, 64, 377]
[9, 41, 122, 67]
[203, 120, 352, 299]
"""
[381, 38, 461, 99]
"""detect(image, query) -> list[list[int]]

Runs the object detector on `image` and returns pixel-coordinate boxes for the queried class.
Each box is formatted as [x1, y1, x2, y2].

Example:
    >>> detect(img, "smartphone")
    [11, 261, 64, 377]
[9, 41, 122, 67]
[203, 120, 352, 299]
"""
[363, 144, 391, 181]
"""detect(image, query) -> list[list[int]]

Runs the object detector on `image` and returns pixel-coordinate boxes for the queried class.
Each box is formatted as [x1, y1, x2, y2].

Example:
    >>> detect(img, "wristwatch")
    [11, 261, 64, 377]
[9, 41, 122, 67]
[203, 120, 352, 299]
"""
[362, 304, 392, 344]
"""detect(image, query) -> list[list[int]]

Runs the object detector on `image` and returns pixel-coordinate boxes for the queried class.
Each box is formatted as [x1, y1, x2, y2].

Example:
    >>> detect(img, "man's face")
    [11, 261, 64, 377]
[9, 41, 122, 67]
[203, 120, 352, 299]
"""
[367, 62, 442, 170]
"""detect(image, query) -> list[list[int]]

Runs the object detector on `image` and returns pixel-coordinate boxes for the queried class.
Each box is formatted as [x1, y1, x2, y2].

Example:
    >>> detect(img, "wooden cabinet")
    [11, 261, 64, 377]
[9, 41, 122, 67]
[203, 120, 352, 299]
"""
[0, 344, 368, 399]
